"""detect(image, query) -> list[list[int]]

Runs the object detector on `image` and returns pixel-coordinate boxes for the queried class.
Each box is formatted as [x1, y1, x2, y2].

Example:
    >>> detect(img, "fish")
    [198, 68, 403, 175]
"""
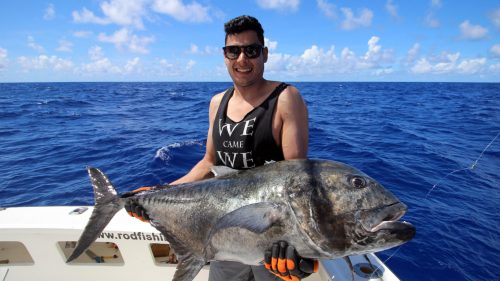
[67, 159, 415, 281]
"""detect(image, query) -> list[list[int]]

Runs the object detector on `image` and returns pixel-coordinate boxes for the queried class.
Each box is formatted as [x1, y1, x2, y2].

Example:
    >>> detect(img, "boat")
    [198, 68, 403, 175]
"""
[0, 206, 401, 281]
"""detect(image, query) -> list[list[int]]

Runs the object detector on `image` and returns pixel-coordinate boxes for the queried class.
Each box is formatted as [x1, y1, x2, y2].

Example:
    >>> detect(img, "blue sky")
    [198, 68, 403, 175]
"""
[0, 0, 499, 82]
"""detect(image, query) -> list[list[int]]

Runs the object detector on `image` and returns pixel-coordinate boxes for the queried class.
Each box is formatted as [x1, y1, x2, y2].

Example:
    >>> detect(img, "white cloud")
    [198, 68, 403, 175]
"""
[430, 0, 442, 8]
[44, 4, 55, 20]
[73, 0, 148, 29]
[410, 52, 487, 75]
[411, 58, 432, 74]
[432, 52, 459, 73]
[0, 47, 7, 70]
[266, 45, 336, 75]
[99, 28, 129, 46]
[301, 45, 336, 66]
[460, 20, 488, 40]
[73, 31, 93, 38]
[490, 62, 500, 73]
[363, 36, 394, 65]
[257, 0, 300, 12]
[186, 59, 196, 71]
[73, 0, 218, 30]
[129, 35, 155, 54]
[340, 8, 373, 30]
[386, 0, 398, 19]
[424, 14, 440, 28]
[373, 67, 394, 76]
[266, 36, 394, 77]
[89, 46, 105, 61]
[457, 58, 486, 74]
[490, 44, 500, 58]
[79, 57, 121, 74]
[123, 57, 142, 73]
[159, 58, 174, 68]
[317, 0, 336, 19]
[154, 58, 198, 77]
[98, 28, 154, 54]
[56, 39, 73, 52]
[152, 0, 212, 22]
[406, 43, 421, 63]
[27, 36, 45, 53]
[18, 55, 73, 71]
[79, 46, 121, 74]
[100, 0, 148, 29]
[340, 47, 356, 70]
[187, 44, 218, 55]
[188, 44, 200, 54]
[73, 7, 111, 25]
[490, 8, 500, 29]
[424, 0, 442, 28]
[265, 37, 278, 51]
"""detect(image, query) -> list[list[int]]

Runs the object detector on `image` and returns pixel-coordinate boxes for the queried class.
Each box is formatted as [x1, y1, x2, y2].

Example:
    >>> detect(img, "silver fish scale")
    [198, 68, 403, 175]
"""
[135, 170, 297, 264]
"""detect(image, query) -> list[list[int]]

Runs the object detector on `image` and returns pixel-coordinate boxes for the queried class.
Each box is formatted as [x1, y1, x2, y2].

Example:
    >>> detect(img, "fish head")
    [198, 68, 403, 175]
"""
[289, 160, 415, 258]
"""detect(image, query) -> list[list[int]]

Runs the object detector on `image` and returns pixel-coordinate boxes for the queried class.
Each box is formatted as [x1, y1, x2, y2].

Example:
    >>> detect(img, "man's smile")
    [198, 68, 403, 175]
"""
[235, 67, 252, 73]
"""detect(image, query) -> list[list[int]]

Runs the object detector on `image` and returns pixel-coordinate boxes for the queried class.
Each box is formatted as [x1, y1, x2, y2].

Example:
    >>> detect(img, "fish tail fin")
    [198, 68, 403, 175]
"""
[67, 167, 124, 262]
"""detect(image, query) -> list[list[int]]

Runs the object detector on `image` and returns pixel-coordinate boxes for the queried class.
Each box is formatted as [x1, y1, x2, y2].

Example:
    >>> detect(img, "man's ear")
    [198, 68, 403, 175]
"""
[263, 46, 268, 63]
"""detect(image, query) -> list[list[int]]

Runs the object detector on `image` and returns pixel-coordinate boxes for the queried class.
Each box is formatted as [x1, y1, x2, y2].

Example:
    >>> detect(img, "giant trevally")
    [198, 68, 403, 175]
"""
[67, 159, 415, 281]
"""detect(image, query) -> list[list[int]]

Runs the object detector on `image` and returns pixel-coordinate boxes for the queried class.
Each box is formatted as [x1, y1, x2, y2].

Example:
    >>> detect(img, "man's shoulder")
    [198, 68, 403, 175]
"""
[275, 83, 307, 122]
[208, 91, 226, 115]
[210, 91, 225, 105]
[279, 84, 304, 106]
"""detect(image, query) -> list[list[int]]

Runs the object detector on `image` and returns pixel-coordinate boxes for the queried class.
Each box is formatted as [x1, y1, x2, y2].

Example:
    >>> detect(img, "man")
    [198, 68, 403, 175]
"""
[128, 15, 315, 281]
[171, 15, 308, 184]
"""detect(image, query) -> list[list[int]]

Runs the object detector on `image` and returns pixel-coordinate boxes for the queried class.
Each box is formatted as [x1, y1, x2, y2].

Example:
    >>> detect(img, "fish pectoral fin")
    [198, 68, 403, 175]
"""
[172, 254, 206, 281]
[211, 202, 285, 235]
[151, 222, 192, 259]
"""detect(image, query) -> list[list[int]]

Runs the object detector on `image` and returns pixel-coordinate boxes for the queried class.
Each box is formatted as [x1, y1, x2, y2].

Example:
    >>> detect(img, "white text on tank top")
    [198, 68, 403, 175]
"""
[216, 117, 257, 169]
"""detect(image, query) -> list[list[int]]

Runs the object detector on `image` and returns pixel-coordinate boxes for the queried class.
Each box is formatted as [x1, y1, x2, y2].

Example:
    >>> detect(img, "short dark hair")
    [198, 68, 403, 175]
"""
[224, 15, 265, 46]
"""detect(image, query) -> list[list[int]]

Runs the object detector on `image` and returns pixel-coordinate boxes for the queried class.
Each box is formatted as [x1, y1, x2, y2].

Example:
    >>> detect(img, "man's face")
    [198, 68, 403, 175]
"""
[224, 30, 268, 88]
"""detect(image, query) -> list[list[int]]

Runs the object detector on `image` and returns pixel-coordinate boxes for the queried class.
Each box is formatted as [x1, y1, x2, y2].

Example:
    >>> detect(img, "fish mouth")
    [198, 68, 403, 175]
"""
[360, 202, 415, 237]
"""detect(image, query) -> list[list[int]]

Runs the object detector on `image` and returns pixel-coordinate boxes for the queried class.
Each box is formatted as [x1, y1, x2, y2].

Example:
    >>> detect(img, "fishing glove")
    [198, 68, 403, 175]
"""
[123, 185, 163, 222]
[264, 241, 319, 281]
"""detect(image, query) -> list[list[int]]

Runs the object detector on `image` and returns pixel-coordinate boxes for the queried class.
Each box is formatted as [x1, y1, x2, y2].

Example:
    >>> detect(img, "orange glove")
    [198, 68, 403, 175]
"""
[264, 241, 318, 281]
[123, 186, 155, 222]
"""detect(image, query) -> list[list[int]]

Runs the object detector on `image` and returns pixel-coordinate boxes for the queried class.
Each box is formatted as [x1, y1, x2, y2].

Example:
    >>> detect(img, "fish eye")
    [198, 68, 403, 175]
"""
[350, 176, 367, 189]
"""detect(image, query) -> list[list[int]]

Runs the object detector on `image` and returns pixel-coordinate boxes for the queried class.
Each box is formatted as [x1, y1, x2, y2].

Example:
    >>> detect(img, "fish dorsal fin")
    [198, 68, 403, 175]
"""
[172, 254, 206, 281]
[211, 165, 239, 177]
[211, 202, 285, 235]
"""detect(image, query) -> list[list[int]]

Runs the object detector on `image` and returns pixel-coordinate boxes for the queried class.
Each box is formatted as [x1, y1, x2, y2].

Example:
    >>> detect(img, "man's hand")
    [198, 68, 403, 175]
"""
[123, 186, 154, 222]
[264, 241, 318, 281]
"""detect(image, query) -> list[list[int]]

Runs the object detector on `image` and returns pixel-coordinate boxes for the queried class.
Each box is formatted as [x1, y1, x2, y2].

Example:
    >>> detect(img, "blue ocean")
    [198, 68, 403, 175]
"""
[0, 82, 498, 281]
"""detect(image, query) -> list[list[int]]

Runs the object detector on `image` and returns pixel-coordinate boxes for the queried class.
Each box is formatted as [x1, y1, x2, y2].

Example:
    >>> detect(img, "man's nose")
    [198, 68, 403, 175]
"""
[236, 50, 248, 62]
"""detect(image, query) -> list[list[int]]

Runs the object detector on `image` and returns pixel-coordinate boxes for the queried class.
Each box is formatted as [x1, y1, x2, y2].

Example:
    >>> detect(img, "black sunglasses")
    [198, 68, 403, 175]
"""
[222, 44, 264, 60]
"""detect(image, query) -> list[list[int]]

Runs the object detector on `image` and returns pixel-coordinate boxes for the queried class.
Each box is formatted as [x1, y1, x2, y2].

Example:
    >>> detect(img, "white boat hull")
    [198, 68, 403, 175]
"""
[0, 206, 401, 281]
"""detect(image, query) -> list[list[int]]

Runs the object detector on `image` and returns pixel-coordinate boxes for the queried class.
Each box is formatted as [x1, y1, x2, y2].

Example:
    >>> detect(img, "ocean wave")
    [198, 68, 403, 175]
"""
[154, 140, 204, 162]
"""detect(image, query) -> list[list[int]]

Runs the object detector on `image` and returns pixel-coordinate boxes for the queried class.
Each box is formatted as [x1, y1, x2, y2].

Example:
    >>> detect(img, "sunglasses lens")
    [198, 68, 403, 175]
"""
[225, 46, 241, 59]
[244, 45, 261, 58]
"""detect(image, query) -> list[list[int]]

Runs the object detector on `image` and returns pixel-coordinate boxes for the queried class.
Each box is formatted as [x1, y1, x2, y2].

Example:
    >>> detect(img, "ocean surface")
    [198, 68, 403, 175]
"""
[0, 82, 499, 281]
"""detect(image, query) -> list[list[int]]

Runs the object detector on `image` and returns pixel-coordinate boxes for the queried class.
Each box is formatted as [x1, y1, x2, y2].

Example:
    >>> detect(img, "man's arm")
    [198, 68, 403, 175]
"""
[276, 86, 309, 159]
[169, 93, 223, 185]
[265, 86, 315, 281]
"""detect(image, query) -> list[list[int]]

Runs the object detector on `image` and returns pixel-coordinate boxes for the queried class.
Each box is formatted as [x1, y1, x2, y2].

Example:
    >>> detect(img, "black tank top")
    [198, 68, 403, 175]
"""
[212, 83, 288, 169]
